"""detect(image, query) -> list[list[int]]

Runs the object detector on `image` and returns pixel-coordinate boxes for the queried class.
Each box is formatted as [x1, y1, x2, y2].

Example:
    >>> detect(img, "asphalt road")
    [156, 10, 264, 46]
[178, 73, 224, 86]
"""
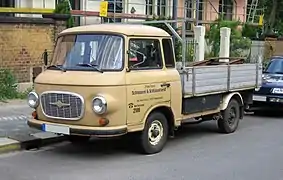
[1, 112, 283, 180]
[0, 104, 38, 137]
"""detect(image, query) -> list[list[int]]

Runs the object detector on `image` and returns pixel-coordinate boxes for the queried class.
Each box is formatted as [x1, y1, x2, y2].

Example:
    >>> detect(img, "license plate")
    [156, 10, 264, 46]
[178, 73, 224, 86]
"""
[272, 88, 283, 94]
[42, 124, 70, 135]
[253, 95, 266, 102]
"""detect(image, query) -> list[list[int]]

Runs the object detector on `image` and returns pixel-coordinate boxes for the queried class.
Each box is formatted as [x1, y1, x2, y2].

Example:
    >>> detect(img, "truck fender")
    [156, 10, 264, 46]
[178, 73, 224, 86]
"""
[142, 103, 175, 125]
[220, 92, 243, 111]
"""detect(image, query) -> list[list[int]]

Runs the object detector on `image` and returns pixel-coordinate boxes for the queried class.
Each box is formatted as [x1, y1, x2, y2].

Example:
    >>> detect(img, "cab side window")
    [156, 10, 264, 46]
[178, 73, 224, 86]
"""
[162, 39, 175, 68]
[128, 39, 163, 70]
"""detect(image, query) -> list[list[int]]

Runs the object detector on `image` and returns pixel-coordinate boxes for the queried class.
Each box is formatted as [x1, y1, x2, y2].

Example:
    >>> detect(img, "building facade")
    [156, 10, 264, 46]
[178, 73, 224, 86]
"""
[0, 0, 248, 24]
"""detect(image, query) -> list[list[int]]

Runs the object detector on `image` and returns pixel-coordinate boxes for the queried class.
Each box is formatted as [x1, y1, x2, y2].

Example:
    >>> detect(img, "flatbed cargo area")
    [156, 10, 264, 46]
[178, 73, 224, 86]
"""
[179, 63, 262, 97]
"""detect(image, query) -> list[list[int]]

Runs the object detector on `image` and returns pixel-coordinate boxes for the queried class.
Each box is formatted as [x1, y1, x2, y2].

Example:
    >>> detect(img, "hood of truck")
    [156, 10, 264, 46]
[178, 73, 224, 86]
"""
[35, 69, 126, 86]
[33, 69, 127, 127]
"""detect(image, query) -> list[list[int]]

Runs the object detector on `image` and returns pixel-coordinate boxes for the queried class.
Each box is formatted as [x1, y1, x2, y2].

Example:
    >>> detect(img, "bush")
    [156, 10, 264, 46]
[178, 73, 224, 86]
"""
[0, 69, 32, 101]
[242, 23, 261, 40]
[206, 18, 252, 57]
[0, 69, 18, 100]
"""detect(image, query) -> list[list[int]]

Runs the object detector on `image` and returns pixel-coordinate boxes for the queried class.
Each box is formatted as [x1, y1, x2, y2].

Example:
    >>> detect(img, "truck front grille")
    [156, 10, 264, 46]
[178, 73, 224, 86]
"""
[40, 91, 84, 120]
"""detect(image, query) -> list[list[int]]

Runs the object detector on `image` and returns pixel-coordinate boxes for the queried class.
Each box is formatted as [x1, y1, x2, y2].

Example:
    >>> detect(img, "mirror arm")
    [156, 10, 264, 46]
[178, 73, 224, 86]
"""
[42, 49, 48, 66]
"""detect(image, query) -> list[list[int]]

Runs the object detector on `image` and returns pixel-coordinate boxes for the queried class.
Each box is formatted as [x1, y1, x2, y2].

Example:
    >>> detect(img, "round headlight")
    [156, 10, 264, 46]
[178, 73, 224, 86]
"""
[92, 96, 107, 115]
[27, 92, 39, 108]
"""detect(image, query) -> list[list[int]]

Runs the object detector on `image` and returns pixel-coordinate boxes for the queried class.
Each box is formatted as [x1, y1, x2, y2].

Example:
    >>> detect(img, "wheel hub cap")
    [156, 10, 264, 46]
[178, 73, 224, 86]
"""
[148, 120, 163, 146]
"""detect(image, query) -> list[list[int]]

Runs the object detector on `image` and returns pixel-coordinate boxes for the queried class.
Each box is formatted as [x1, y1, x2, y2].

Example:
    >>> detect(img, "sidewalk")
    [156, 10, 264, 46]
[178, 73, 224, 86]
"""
[0, 100, 66, 154]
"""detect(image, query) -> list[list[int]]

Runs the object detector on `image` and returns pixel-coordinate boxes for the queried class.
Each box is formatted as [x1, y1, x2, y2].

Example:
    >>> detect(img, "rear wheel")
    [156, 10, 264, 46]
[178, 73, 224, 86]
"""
[138, 112, 168, 154]
[218, 99, 240, 133]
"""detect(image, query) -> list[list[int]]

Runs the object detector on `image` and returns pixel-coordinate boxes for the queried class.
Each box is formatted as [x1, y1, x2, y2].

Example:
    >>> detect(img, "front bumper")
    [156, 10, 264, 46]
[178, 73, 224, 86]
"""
[252, 94, 283, 108]
[27, 119, 128, 137]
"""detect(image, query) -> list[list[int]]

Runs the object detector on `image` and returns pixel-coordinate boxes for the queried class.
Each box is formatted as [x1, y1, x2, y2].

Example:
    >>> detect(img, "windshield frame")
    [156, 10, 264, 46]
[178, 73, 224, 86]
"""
[264, 58, 283, 74]
[50, 32, 126, 72]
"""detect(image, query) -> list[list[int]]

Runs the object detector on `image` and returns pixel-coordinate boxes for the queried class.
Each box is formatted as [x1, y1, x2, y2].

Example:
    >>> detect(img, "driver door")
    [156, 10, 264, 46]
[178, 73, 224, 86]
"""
[126, 38, 171, 126]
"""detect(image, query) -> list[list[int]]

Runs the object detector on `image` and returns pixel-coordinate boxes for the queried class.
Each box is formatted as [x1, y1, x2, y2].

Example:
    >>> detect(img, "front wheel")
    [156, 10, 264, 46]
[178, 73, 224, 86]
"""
[138, 112, 168, 154]
[218, 99, 240, 133]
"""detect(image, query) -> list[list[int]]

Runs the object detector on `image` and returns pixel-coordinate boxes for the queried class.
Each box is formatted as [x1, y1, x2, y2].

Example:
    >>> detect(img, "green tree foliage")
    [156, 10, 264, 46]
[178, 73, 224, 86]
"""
[241, 23, 262, 40]
[257, 0, 283, 36]
[54, 0, 74, 28]
[206, 18, 252, 57]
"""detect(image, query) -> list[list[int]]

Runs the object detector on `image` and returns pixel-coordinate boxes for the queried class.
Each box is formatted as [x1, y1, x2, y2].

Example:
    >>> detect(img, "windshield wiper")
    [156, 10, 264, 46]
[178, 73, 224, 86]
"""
[274, 72, 283, 74]
[76, 63, 103, 73]
[46, 65, 66, 72]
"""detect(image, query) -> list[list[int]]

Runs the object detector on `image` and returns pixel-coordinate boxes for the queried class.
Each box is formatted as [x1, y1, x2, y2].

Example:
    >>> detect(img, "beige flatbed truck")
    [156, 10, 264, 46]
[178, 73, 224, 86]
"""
[27, 23, 262, 154]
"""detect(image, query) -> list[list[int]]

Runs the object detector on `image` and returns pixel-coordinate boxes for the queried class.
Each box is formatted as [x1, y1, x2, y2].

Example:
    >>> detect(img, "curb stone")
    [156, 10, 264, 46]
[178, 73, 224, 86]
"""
[0, 132, 68, 154]
[0, 138, 21, 154]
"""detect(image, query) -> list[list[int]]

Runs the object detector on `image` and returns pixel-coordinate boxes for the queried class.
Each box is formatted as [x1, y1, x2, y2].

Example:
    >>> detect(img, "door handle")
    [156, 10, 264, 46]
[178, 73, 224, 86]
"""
[161, 83, 170, 88]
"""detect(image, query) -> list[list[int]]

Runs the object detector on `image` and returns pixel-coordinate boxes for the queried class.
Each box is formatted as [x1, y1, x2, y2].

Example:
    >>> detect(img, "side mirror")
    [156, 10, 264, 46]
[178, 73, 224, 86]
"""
[42, 49, 48, 66]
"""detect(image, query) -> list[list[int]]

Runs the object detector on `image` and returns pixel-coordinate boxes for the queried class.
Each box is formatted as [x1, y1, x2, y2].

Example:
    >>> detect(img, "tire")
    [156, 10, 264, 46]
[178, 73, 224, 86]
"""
[218, 99, 240, 133]
[138, 112, 169, 154]
[68, 135, 90, 144]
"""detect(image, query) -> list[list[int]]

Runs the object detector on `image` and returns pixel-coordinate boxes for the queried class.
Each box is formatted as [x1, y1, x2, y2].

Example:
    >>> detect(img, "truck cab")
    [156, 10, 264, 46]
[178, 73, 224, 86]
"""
[27, 24, 261, 154]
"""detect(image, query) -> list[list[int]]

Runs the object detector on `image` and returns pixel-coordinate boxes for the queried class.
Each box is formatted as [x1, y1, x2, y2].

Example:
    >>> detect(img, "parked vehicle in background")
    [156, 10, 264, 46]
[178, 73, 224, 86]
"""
[252, 56, 283, 110]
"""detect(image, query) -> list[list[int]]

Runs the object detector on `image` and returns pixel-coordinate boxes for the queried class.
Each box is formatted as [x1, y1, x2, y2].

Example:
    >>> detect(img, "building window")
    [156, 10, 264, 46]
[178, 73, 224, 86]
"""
[0, 0, 14, 7]
[69, 0, 81, 26]
[219, 0, 234, 20]
[0, 0, 15, 16]
[185, 0, 193, 30]
[145, 0, 153, 15]
[198, 0, 203, 23]
[102, 0, 123, 23]
[157, 0, 166, 17]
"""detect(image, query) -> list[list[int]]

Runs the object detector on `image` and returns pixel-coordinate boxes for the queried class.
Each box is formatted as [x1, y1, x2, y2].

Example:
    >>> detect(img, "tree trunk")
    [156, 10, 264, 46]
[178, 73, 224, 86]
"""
[267, 0, 278, 31]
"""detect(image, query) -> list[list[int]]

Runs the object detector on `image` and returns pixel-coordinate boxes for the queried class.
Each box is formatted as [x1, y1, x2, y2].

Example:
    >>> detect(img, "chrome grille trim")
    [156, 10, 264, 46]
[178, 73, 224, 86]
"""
[40, 91, 85, 120]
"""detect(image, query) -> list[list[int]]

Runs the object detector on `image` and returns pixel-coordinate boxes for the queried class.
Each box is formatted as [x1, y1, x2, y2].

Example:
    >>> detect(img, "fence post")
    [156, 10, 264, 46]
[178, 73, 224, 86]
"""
[194, 25, 205, 61]
[219, 27, 231, 62]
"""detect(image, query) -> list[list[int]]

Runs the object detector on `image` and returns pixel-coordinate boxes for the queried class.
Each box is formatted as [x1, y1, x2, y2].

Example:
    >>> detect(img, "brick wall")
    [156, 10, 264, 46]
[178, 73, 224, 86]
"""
[0, 17, 66, 83]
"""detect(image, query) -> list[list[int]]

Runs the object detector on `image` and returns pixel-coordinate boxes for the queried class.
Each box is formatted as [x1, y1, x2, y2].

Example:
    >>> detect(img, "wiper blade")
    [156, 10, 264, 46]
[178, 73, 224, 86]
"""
[47, 65, 66, 72]
[76, 63, 103, 73]
[275, 72, 283, 74]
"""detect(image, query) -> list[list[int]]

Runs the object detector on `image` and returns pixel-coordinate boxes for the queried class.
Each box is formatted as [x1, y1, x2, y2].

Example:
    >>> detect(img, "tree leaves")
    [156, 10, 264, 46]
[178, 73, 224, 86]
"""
[260, 0, 283, 35]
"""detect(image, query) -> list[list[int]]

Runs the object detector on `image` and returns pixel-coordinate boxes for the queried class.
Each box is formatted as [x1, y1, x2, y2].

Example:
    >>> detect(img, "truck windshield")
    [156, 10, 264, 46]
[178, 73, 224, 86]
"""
[265, 59, 283, 74]
[50, 34, 123, 71]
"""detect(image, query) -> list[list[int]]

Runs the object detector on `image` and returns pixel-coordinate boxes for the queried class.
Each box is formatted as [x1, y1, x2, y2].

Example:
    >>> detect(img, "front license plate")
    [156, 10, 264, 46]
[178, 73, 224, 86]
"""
[253, 95, 266, 102]
[42, 124, 70, 135]
[272, 88, 283, 94]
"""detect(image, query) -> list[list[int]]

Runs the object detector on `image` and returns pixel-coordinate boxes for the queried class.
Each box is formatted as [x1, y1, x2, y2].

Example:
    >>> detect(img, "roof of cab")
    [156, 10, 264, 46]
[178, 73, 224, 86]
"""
[59, 24, 171, 37]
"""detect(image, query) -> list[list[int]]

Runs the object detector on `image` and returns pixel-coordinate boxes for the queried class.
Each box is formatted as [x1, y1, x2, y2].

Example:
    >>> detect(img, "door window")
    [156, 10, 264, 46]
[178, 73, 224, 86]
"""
[128, 39, 163, 70]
